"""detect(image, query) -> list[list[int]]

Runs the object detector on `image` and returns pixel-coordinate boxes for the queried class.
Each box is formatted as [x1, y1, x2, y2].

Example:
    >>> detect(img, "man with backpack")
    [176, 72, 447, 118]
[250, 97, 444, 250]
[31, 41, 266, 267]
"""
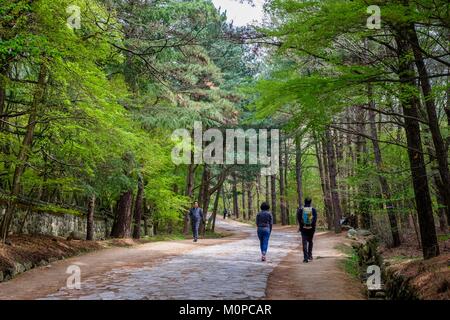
[297, 197, 318, 263]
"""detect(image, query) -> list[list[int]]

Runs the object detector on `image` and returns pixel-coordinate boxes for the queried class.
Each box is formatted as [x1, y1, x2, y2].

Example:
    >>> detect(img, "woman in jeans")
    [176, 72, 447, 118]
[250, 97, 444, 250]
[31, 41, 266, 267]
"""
[256, 202, 273, 262]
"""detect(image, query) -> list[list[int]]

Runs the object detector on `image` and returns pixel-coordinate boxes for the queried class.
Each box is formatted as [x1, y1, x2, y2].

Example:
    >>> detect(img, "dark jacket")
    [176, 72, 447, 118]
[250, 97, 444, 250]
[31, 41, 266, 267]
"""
[256, 210, 273, 232]
[297, 207, 317, 233]
[189, 207, 204, 223]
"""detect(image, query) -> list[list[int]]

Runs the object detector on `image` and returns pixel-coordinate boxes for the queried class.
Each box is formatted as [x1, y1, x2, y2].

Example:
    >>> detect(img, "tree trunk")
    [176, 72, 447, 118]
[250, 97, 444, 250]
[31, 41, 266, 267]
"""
[423, 123, 449, 234]
[247, 182, 253, 219]
[265, 175, 270, 203]
[86, 194, 96, 241]
[321, 138, 334, 230]
[1, 63, 47, 243]
[241, 180, 246, 220]
[315, 140, 333, 230]
[355, 108, 372, 229]
[183, 162, 195, 234]
[409, 25, 450, 224]
[279, 142, 287, 225]
[270, 175, 277, 224]
[110, 190, 133, 238]
[132, 173, 144, 239]
[325, 128, 342, 233]
[284, 138, 290, 224]
[367, 89, 401, 247]
[0, 65, 10, 191]
[434, 178, 449, 233]
[410, 211, 422, 249]
[395, 33, 439, 259]
[211, 184, 222, 233]
[256, 175, 260, 210]
[335, 129, 347, 215]
[345, 111, 354, 216]
[0, 67, 5, 123]
[295, 135, 303, 208]
[143, 216, 148, 236]
[222, 186, 227, 215]
[232, 172, 239, 218]
[199, 166, 211, 235]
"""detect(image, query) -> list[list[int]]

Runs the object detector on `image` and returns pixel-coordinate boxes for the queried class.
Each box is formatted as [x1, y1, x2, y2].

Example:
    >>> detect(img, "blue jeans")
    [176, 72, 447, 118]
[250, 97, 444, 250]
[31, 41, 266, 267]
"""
[192, 219, 200, 239]
[257, 227, 271, 255]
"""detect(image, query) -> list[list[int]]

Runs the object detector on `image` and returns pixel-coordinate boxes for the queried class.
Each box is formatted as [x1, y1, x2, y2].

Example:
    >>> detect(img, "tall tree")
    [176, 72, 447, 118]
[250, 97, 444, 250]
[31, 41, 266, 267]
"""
[86, 194, 96, 241]
[270, 175, 277, 224]
[367, 87, 401, 247]
[132, 173, 144, 239]
[325, 128, 342, 233]
[295, 135, 304, 208]
[110, 190, 133, 238]
[394, 31, 439, 259]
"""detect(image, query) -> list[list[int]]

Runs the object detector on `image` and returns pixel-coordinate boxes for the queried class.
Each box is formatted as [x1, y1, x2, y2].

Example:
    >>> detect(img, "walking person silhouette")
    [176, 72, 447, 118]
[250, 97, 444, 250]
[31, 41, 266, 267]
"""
[297, 197, 317, 263]
[256, 202, 273, 262]
[188, 201, 204, 242]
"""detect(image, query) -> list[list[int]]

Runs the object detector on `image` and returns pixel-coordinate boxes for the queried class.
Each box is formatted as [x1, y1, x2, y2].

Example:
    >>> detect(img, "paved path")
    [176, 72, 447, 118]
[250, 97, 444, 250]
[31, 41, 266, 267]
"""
[0, 217, 365, 300]
[1, 217, 299, 300]
[44, 218, 298, 300]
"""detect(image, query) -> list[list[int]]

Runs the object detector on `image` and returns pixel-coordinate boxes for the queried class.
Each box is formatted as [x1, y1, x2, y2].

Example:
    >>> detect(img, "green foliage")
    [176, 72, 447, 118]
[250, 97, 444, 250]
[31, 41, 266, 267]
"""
[0, 0, 250, 233]
[336, 243, 360, 279]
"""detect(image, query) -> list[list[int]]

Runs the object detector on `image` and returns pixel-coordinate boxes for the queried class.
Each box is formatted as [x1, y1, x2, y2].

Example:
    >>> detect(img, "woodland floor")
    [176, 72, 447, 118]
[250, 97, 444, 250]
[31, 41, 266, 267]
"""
[0, 217, 365, 300]
[380, 232, 450, 300]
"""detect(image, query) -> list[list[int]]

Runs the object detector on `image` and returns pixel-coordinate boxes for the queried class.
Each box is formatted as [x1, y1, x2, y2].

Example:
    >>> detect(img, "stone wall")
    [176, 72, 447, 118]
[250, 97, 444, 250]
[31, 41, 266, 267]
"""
[1, 207, 111, 240]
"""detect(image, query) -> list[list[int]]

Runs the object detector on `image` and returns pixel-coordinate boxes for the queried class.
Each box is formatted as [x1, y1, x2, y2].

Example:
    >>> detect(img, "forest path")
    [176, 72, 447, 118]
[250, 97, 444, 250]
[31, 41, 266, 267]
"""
[0, 217, 362, 300]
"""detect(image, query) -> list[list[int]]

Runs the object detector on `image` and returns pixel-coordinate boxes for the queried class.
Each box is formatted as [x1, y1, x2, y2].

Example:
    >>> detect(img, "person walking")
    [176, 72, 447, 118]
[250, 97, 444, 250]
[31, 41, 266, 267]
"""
[189, 201, 204, 242]
[223, 208, 228, 220]
[256, 202, 273, 262]
[297, 197, 317, 263]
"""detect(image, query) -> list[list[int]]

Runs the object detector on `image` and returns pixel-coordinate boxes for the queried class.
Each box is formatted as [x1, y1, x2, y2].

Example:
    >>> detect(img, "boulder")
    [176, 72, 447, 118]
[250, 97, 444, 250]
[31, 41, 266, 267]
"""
[347, 228, 358, 239]
[357, 229, 372, 237]
[347, 228, 373, 240]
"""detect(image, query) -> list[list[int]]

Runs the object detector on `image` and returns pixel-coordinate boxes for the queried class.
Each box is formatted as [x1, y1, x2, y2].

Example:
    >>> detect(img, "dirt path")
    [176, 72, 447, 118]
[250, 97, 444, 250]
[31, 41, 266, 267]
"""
[0, 217, 364, 300]
[266, 230, 365, 300]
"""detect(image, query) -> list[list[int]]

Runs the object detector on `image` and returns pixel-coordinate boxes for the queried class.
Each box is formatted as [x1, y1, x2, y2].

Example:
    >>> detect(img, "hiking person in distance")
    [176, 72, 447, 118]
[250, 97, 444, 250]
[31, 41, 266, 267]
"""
[188, 201, 204, 242]
[297, 197, 317, 263]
